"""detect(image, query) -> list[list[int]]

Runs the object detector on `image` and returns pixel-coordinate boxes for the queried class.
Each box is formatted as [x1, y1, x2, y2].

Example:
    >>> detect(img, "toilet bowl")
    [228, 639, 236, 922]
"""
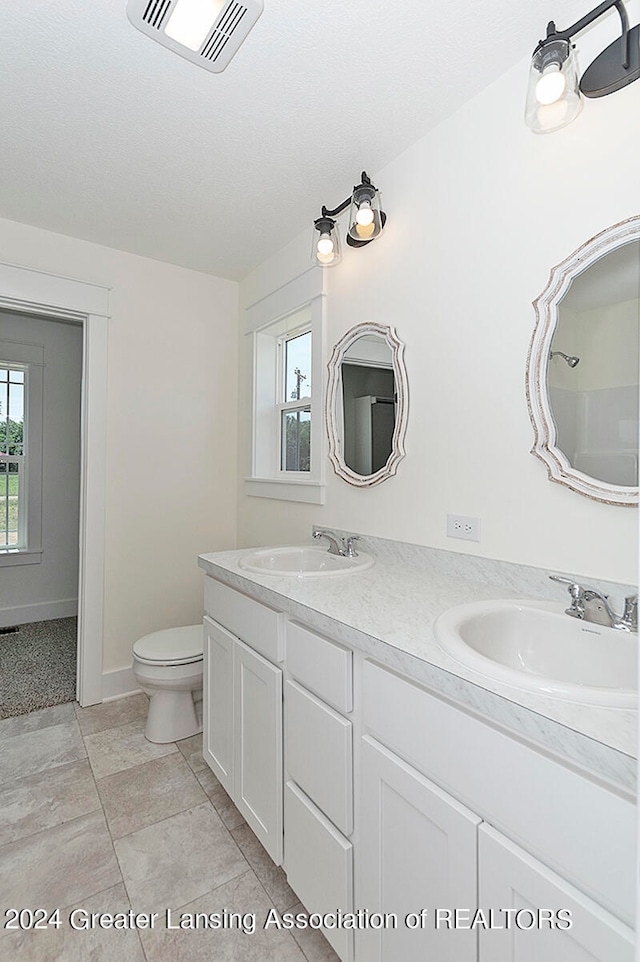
[132, 625, 203, 744]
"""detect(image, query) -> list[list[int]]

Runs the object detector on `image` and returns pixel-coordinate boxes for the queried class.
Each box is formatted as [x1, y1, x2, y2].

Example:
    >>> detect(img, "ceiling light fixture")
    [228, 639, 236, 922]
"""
[312, 172, 386, 268]
[126, 0, 264, 73]
[525, 0, 640, 133]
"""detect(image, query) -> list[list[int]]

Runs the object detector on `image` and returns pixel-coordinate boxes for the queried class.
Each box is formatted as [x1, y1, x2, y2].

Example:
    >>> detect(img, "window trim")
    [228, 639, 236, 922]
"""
[244, 267, 326, 504]
[0, 340, 43, 566]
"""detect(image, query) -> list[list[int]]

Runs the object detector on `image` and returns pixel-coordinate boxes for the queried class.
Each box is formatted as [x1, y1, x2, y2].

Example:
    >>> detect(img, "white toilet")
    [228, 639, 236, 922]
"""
[132, 625, 204, 744]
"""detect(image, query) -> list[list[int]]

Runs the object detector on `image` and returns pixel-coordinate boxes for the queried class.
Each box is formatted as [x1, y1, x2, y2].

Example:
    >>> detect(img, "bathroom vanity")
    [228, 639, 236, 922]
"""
[198, 539, 636, 962]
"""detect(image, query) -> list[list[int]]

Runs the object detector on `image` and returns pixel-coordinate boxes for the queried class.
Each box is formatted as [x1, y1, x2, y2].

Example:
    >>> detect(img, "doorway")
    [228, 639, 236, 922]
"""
[0, 261, 109, 708]
[0, 311, 82, 717]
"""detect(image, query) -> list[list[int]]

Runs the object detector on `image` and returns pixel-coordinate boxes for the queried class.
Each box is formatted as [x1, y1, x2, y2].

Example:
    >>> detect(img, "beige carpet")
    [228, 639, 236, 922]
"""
[0, 617, 77, 718]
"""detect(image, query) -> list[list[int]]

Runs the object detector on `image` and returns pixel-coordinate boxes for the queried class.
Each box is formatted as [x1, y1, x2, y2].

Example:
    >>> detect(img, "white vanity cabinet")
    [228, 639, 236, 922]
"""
[360, 659, 635, 962]
[203, 579, 285, 864]
[201, 572, 635, 962]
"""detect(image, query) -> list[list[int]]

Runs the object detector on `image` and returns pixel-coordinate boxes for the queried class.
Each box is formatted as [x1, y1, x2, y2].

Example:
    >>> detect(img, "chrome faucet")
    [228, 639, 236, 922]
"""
[312, 527, 361, 558]
[549, 575, 638, 632]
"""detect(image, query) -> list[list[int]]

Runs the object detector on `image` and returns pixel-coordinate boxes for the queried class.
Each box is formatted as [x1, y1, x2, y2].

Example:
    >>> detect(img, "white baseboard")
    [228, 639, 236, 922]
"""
[0, 598, 78, 628]
[101, 666, 141, 702]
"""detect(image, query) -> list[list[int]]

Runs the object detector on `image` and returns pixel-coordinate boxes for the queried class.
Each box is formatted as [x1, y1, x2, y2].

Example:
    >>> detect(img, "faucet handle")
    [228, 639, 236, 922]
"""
[549, 575, 585, 618]
[344, 536, 361, 558]
[620, 595, 638, 632]
[549, 574, 582, 596]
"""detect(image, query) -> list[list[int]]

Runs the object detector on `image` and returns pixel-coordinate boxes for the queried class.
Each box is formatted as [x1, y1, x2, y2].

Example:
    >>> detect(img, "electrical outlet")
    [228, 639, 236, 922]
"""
[447, 514, 481, 542]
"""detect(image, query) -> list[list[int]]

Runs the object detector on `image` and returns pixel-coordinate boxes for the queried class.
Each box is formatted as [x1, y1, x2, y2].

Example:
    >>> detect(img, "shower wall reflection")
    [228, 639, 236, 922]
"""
[548, 240, 640, 487]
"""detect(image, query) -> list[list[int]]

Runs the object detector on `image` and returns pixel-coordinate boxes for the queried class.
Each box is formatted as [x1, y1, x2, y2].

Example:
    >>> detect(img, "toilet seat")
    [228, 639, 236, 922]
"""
[133, 624, 203, 667]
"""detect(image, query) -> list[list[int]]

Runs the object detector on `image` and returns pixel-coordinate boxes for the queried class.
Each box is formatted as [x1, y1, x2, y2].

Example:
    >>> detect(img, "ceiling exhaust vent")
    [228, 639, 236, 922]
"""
[127, 0, 264, 73]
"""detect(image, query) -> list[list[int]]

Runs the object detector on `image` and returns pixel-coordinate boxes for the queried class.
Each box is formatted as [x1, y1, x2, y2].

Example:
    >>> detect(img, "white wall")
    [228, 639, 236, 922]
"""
[0, 312, 82, 623]
[237, 48, 640, 586]
[0, 217, 239, 674]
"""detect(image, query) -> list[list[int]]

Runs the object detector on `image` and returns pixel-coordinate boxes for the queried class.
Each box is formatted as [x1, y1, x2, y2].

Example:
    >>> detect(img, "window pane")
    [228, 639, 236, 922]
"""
[284, 331, 311, 402]
[0, 373, 25, 457]
[281, 409, 310, 472]
[8, 383, 24, 455]
[0, 462, 20, 547]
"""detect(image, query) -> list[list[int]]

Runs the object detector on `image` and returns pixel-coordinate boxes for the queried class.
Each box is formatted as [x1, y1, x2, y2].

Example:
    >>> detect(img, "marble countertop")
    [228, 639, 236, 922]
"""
[198, 539, 637, 796]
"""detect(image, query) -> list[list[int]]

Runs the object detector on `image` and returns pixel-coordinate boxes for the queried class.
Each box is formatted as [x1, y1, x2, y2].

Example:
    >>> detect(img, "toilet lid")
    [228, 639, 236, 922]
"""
[133, 625, 203, 665]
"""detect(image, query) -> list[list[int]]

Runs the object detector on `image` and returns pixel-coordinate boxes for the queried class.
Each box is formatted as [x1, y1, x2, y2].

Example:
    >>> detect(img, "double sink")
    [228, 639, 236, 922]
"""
[238, 544, 637, 709]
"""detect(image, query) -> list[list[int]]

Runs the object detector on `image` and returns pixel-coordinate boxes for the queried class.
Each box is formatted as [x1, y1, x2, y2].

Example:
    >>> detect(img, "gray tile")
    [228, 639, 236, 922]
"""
[139, 869, 307, 962]
[115, 803, 248, 912]
[84, 718, 177, 780]
[0, 702, 76, 739]
[1, 883, 146, 962]
[97, 753, 207, 839]
[176, 732, 206, 773]
[194, 764, 222, 797]
[0, 811, 121, 909]
[196, 768, 246, 831]
[74, 693, 149, 736]
[288, 902, 342, 962]
[0, 759, 100, 848]
[0, 721, 86, 787]
[231, 823, 298, 913]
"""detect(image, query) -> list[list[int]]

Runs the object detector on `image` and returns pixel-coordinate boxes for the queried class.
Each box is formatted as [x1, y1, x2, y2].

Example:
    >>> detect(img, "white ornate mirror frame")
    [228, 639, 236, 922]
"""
[526, 215, 640, 507]
[326, 322, 408, 487]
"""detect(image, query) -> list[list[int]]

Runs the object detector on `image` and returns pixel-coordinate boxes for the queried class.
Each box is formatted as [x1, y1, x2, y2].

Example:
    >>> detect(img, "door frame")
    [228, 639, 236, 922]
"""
[0, 260, 110, 706]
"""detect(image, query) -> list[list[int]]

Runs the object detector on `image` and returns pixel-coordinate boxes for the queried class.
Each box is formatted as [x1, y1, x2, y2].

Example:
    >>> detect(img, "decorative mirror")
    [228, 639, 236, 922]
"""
[326, 322, 408, 487]
[527, 216, 639, 506]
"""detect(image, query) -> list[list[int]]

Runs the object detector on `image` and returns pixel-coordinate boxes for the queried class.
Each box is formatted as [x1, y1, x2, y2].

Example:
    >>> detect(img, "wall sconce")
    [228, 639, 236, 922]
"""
[525, 0, 640, 133]
[312, 172, 386, 267]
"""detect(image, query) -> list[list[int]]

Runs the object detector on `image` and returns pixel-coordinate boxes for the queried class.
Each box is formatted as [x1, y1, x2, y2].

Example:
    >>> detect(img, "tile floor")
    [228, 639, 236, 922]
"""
[0, 694, 339, 961]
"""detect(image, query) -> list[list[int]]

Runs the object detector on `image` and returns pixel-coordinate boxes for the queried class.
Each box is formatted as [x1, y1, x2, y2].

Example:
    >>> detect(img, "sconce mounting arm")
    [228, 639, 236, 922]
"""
[535, 0, 639, 96]
[320, 173, 376, 220]
[537, 0, 628, 49]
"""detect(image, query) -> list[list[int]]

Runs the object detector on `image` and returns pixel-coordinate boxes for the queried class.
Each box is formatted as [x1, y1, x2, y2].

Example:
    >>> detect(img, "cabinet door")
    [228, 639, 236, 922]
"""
[359, 736, 480, 962]
[234, 637, 283, 864]
[202, 616, 234, 793]
[478, 824, 634, 962]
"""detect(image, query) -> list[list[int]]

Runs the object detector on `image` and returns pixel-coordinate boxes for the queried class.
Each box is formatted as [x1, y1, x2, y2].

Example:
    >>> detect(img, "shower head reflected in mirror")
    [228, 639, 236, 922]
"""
[550, 351, 580, 368]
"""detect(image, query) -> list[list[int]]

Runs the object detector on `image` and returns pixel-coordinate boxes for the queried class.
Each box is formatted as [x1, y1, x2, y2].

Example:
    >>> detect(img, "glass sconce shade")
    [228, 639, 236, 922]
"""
[312, 216, 341, 267]
[525, 39, 582, 133]
[348, 184, 385, 244]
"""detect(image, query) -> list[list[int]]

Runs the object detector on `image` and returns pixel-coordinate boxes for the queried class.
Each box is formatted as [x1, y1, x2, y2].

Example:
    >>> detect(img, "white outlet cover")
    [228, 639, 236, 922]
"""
[446, 514, 481, 542]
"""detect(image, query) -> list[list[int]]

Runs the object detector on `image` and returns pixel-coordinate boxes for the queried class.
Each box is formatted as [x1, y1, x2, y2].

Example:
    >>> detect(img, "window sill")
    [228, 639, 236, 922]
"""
[245, 478, 325, 505]
[0, 549, 42, 567]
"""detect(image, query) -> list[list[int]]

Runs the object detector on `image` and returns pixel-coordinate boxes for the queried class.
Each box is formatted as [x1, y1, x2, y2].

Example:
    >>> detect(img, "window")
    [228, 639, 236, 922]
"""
[0, 340, 43, 565]
[280, 329, 311, 473]
[0, 366, 26, 547]
[244, 269, 325, 503]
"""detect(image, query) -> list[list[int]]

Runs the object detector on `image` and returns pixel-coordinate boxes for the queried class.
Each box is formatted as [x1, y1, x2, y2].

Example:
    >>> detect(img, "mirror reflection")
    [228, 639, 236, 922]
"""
[342, 336, 395, 476]
[549, 241, 639, 487]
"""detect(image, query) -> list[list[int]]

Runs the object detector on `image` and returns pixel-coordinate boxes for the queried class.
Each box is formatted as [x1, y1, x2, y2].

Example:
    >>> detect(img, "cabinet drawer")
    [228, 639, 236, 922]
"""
[285, 679, 353, 835]
[204, 577, 284, 662]
[286, 621, 352, 712]
[284, 781, 353, 962]
[363, 659, 636, 927]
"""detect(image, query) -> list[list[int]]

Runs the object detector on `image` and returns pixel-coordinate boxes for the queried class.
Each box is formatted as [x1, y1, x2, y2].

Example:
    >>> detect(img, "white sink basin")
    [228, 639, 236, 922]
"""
[434, 598, 637, 707]
[239, 545, 375, 577]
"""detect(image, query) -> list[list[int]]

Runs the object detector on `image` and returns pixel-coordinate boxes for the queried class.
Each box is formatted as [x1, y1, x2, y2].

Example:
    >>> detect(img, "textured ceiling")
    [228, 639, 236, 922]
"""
[0, 0, 591, 280]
